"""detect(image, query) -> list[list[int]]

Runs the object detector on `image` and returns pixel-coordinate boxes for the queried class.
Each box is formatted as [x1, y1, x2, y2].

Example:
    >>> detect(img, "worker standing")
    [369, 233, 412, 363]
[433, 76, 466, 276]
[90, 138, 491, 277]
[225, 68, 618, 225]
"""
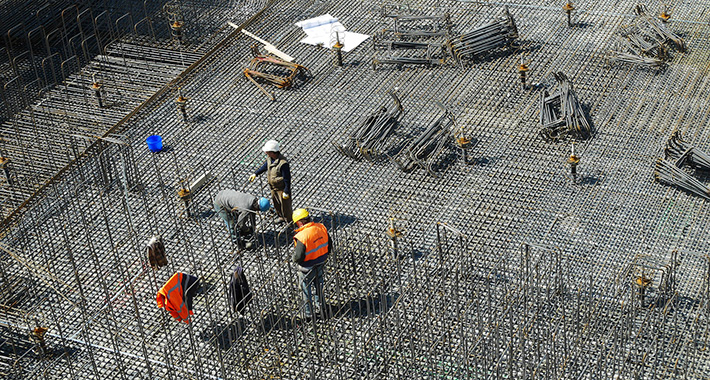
[291, 209, 331, 319]
[214, 189, 270, 249]
[249, 140, 293, 224]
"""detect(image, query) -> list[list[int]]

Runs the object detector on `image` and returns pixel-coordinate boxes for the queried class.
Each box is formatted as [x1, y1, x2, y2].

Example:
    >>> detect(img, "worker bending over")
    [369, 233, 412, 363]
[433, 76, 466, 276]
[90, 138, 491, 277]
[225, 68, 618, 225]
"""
[292, 209, 331, 319]
[249, 140, 292, 224]
[214, 189, 270, 249]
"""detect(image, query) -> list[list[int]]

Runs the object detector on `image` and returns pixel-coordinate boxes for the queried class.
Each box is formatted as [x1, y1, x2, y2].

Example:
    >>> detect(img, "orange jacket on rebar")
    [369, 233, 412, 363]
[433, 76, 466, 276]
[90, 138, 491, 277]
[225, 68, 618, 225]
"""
[156, 272, 198, 324]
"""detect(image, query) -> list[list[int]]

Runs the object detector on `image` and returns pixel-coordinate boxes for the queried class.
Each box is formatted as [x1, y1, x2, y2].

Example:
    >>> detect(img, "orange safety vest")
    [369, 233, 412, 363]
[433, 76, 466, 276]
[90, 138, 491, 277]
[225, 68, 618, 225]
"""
[156, 272, 194, 324]
[293, 222, 329, 267]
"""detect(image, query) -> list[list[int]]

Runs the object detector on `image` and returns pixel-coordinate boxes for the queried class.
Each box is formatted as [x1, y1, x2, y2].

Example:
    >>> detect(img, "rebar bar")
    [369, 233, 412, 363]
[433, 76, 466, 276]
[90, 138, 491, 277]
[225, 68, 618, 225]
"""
[243, 46, 312, 100]
[391, 102, 455, 175]
[664, 130, 710, 170]
[333, 91, 404, 161]
[538, 72, 591, 142]
[607, 4, 686, 69]
[447, 6, 518, 67]
[371, 13, 448, 70]
[655, 130, 710, 200]
[654, 158, 710, 200]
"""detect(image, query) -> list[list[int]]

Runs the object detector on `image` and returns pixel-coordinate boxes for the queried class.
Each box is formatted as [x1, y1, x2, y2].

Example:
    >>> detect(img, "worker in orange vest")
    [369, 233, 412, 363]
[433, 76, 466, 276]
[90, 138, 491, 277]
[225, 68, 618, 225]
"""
[157, 272, 200, 323]
[291, 209, 331, 319]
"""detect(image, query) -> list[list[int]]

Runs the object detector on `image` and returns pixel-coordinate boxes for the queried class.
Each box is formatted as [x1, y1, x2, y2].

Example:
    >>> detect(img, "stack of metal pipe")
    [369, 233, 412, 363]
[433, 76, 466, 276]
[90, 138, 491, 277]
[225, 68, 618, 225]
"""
[538, 72, 591, 142]
[333, 91, 404, 161]
[447, 6, 518, 67]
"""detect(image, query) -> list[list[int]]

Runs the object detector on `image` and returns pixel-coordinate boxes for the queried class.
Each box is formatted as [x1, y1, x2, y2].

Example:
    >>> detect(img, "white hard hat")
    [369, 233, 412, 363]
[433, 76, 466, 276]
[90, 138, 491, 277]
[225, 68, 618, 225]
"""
[262, 140, 280, 152]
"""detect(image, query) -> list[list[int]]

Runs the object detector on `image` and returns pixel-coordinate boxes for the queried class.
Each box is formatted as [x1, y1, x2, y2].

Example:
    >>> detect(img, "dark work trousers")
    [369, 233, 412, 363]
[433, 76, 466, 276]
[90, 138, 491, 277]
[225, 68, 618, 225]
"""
[298, 264, 324, 317]
[215, 204, 254, 241]
[271, 189, 292, 223]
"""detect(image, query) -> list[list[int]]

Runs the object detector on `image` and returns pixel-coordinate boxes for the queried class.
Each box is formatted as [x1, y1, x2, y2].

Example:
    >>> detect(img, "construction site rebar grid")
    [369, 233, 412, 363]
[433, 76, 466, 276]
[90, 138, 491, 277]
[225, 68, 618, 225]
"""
[1, 0, 710, 379]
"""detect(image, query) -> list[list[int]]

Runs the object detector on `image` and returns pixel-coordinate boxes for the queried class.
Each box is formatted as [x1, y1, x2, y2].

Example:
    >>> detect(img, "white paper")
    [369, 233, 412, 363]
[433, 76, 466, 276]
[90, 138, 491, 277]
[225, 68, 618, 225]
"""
[295, 14, 339, 30]
[294, 14, 370, 52]
[338, 32, 370, 52]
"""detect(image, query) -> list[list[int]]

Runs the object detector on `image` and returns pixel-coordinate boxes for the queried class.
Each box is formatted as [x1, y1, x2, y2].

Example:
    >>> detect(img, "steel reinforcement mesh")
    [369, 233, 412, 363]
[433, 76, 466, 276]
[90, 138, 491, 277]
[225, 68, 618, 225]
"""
[0, 0, 710, 379]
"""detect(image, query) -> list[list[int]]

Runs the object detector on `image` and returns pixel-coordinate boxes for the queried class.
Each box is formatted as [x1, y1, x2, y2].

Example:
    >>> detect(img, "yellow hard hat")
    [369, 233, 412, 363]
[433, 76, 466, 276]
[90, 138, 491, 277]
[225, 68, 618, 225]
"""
[292, 208, 309, 223]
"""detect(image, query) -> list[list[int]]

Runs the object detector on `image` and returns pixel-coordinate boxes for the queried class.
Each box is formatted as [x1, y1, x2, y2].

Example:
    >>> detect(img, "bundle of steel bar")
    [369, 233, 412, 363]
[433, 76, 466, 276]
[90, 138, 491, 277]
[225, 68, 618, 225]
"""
[654, 158, 710, 200]
[391, 102, 455, 175]
[372, 55, 444, 69]
[538, 72, 591, 142]
[372, 34, 446, 61]
[447, 6, 518, 67]
[373, 39, 440, 51]
[664, 130, 710, 170]
[607, 4, 685, 68]
[606, 50, 665, 68]
[333, 91, 404, 161]
[243, 46, 312, 101]
[382, 13, 452, 38]
[372, 13, 449, 69]
[634, 4, 685, 51]
[655, 131, 710, 199]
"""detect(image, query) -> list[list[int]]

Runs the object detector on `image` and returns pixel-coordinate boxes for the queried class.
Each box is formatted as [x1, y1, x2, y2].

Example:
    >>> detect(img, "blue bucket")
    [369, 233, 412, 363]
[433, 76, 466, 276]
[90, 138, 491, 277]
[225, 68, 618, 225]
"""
[146, 135, 163, 152]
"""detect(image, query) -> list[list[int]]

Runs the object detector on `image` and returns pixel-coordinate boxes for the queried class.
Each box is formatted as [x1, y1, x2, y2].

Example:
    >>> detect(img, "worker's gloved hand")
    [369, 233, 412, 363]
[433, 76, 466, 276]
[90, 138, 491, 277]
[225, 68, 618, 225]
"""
[282, 193, 290, 200]
[248, 174, 256, 183]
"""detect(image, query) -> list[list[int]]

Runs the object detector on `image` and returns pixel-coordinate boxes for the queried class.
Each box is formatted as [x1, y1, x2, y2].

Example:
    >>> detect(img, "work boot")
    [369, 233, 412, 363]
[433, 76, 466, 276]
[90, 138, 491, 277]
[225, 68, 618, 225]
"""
[232, 238, 246, 249]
